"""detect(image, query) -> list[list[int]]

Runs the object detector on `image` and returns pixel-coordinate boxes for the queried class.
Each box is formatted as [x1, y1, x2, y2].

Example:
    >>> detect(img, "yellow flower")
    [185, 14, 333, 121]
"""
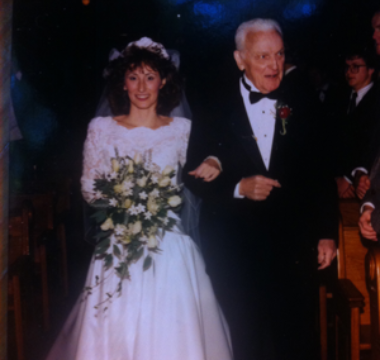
[121, 235, 132, 244]
[147, 198, 159, 215]
[123, 199, 133, 209]
[100, 218, 114, 231]
[162, 165, 174, 176]
[111, 159, 120, 173]
[136, 176, 147, 187]
[128, 161, 134, 174]
[130, 221, 142, 235]
[168, 195, 182, 207]
[114, 184, 123, 193]
[158, 176, 171, 187]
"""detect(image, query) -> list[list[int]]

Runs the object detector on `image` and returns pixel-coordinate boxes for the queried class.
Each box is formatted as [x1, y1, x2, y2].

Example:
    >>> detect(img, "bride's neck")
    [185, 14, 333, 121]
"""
[119, 106, 161, 129]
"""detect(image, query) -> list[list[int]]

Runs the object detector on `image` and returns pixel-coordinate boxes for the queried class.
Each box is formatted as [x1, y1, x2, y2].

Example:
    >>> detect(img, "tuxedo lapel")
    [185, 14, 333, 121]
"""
[229, 90, 268, 175]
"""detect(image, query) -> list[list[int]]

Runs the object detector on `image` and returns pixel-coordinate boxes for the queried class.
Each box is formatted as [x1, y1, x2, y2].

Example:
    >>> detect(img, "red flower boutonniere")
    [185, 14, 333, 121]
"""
[276, 103, 292, 136]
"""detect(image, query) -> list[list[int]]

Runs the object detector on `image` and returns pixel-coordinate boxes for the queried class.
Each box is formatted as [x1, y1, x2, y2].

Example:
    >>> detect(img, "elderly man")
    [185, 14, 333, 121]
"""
[184, 19, 338, 360]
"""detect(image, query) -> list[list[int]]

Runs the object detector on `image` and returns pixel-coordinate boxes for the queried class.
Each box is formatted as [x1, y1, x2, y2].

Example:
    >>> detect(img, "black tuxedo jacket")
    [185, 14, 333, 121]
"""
[333, 82, 380, 178]
[183, 79, 339, 249]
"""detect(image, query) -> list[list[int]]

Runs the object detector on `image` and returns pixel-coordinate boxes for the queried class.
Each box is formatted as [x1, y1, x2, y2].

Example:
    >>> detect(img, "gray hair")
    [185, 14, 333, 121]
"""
[235, 19, 283, 51]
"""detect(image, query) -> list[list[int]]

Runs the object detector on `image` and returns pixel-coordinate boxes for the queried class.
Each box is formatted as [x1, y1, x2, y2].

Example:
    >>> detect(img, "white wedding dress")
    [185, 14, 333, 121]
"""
[46, 116, 232, 360]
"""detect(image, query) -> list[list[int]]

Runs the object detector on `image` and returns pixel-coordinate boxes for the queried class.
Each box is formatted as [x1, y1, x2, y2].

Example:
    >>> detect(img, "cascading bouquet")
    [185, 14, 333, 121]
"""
[84, 148, 182, 307]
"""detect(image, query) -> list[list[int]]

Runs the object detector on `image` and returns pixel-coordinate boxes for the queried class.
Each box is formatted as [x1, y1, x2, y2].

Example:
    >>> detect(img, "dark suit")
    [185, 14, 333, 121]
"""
[183, 79, 338, 360]
[333, 82, 380, 179]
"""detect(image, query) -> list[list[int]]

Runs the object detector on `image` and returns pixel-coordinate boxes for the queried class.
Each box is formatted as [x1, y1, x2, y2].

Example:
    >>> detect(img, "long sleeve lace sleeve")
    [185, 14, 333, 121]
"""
[178, 119, 191, 167]
[81, 118, 104, 204]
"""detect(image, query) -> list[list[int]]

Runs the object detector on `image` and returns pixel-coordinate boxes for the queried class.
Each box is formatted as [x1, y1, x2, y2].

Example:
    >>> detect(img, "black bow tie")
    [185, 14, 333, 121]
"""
[242, 76, 279, 104]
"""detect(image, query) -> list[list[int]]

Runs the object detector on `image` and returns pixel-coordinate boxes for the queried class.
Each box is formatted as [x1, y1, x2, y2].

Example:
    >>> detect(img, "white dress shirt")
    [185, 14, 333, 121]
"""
[234, 75, 277, 198]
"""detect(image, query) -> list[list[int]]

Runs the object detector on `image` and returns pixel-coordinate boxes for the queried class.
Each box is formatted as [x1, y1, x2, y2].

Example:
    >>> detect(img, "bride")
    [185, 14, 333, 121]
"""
[46, 38, 233, 360]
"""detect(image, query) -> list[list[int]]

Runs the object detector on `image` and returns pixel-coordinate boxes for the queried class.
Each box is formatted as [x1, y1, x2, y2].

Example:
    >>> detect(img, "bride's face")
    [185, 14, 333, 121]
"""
[124, 65, 166, 111]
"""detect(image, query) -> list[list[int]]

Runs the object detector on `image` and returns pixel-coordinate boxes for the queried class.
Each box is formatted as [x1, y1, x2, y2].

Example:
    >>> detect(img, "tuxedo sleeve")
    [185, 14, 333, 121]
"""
[183, 117, 248, 202]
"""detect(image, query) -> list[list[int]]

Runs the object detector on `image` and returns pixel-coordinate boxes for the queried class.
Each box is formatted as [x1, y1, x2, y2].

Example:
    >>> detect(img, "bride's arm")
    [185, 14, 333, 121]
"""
[81, 118, 104, 204]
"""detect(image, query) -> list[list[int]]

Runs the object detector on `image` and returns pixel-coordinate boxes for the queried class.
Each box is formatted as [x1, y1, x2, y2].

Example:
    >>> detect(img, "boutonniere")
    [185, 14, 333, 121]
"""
[275, 102, 292, 136]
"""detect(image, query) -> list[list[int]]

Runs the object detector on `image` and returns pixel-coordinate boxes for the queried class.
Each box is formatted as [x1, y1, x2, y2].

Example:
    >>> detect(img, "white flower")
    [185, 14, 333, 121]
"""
[144, 211, 152, 220]
[151, 175, 159, 184]
[140, 235, 149, 243]
[109, 198, 118, 207]
[111, 159, 120, 173]
[122, 189, 133, 197]
[100, 218, 114, 231]
[149, 189, 160, 198]
[128, 205, 139, 215]
[114, 184, 123, 193]
[150, 164, 161, 173]
[161, 218, 169, 225]
[122, 180, 134, 190]
[139, 191, 148, 200]
[158, 176, 171, 187]
[136, 203, 146, 213]
[133, 153, 143, 164]
[94, 191, 103, 200]
[168, 195, 182, 207]
[147, 199, 159, 215]
[114, 224, 128, 236]
[123, 199, 133, 209]
[136, 177, 147, 187]
[109, 171, 118, 180]
[162, 165, 174, 176]
[147, 235, 158, 249]
[129, 221, 142, 235]
[110, 233, 118, 243]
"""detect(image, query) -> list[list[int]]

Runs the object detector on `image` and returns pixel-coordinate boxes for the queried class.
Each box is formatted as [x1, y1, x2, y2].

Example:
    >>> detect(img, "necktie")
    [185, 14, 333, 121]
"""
[241, 76, 279, 104]
[348, 92, 357, 114]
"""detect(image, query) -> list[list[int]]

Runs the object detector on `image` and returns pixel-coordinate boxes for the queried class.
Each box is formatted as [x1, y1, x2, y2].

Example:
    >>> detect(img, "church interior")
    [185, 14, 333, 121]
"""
[3, 0, 380, 359]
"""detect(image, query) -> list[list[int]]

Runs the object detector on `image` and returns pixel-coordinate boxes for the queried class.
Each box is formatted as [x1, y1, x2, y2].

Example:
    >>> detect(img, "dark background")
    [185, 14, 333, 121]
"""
[10, 0, 380, 183]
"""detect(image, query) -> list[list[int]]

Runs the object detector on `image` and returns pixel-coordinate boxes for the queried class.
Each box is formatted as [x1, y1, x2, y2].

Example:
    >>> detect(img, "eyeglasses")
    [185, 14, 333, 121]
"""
[344, 64, 367, 74]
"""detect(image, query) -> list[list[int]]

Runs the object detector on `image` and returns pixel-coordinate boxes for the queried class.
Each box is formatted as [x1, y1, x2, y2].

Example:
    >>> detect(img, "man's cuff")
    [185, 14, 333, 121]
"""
[204, 156, 222, 171]
[351, 167, 368, 177]
[234, 181, 244, 199]
[361, 202, 375, 213]
[343, 176, 352, 185]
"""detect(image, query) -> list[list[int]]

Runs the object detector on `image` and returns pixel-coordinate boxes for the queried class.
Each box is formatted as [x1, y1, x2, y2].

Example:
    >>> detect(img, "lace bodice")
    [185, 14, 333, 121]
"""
[81, 116, 191, 203]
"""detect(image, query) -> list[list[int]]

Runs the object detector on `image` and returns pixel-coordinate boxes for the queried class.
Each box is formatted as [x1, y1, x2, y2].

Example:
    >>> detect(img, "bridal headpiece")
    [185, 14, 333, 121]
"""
[126, 37, 170, 59]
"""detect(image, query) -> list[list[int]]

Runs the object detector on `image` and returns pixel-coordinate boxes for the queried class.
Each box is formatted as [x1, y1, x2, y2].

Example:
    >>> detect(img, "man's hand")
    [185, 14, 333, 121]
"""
[355, 173, 370, 199]
[336, 177, 355, 198]
[188, 158, 221, 182]
[318, 239, 337, 270]
[239, 175, 281, 201]
[359, 206, 378, 241]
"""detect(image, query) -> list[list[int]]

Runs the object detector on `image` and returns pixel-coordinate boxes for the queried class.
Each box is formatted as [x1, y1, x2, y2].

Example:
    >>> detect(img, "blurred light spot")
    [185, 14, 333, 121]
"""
[193, 2, 224, 26]
[284, 1, 317, 20]
[82, 0, 90, 5]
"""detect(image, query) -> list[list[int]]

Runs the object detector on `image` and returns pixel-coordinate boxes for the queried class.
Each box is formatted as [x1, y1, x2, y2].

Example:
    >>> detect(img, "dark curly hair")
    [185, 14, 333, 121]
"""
[106, 44, 181, 116]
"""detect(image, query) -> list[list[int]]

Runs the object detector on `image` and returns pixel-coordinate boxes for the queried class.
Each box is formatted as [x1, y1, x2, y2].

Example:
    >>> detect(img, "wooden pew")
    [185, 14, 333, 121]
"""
[365, 247, 380, 360]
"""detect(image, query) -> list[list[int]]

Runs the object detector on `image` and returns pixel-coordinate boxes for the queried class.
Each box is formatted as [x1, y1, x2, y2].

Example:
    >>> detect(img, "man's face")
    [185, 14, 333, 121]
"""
[234, 30, 285, 94]
[345, 57, 374, 92]
[372, 13, 380, 55]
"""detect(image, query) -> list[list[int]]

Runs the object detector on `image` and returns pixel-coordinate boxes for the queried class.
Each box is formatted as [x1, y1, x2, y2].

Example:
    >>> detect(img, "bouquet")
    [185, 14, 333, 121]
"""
[85, 148, 182, 306]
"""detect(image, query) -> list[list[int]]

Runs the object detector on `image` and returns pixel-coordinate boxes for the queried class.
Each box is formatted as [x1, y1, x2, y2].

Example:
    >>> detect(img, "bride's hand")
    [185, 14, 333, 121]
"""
[188, 158, 221, 182]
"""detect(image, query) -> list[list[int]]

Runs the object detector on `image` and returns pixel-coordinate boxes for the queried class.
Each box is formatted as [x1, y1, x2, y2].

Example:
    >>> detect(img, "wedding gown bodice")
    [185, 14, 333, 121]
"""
[81, 116, 190, 203]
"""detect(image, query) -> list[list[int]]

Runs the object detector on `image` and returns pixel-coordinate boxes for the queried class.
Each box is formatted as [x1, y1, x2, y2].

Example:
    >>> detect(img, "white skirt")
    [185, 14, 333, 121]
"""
[46, 229, 233, 360]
